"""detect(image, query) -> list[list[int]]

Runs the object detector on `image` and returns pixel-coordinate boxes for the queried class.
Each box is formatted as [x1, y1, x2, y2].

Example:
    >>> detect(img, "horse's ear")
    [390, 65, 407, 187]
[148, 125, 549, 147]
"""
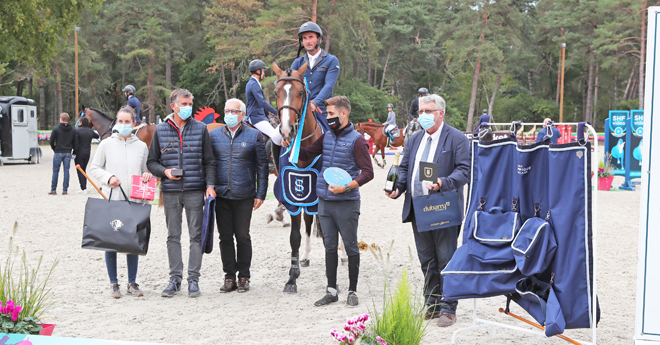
[295, 62, 308, 77]
[272, 62, 283, 76]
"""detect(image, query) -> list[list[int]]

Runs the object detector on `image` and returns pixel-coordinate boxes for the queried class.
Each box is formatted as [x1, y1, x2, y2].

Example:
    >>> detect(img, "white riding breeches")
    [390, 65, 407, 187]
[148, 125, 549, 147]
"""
[251, 119, 283, 146]
[386, 124, 396, 132]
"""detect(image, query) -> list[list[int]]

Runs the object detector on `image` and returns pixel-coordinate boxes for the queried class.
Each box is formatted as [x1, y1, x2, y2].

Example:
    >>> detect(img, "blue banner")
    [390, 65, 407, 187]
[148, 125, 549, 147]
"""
[606, 110, 629, 175]
[629, 109, 644, 178]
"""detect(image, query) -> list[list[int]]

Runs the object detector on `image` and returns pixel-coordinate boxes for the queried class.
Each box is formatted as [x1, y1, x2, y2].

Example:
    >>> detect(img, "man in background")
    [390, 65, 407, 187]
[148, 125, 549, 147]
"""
[536, 118, 562, 144]
[49, 113, 79, 195]
[123, 85, 142, 124]
[74, 117, 99, 194]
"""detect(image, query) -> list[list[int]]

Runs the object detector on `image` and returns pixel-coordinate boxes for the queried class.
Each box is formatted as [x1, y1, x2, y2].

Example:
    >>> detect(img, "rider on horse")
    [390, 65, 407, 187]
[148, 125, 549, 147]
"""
[246, 59, 282, 145]
[290, 21, 340, 133]
[123, 85, 142, 124]
[408, 87, 429, 122]
[384, 103, 397, 142]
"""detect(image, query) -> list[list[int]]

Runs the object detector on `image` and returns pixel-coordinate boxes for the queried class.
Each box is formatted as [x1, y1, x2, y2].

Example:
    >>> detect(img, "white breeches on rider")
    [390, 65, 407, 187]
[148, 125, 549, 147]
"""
[386, 124, 396, 132]
[251, 119, 283, 146]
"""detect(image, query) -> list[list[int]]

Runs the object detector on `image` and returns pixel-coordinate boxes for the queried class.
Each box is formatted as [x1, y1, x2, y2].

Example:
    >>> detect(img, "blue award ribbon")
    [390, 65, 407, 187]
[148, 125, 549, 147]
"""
[289, 77, 310, 164]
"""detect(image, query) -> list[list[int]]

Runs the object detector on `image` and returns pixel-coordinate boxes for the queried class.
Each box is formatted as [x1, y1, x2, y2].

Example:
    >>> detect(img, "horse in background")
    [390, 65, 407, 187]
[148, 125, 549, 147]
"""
[404, 118, 423, 149]
[354, 122, 404, 168]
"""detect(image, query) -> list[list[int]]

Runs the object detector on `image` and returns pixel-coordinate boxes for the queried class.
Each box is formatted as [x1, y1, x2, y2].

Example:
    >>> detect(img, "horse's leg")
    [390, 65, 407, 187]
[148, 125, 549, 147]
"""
[300, 213, 315, 267]
[268, 204, 290, 226]
[381, 145, 387, 167]
[284, 213, 302, 294]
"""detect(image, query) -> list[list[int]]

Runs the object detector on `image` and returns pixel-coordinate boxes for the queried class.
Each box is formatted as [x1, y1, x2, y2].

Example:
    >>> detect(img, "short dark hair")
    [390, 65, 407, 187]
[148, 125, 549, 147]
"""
[170, 88, 194, 104]
[117, 106, 136, 122]
[324, 96, 351, 115]
[80, 117, 89, 127]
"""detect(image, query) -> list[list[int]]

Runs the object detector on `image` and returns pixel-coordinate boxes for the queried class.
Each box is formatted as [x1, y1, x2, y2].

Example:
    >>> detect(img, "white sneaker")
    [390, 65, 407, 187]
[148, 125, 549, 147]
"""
[75, 190, 87, 194]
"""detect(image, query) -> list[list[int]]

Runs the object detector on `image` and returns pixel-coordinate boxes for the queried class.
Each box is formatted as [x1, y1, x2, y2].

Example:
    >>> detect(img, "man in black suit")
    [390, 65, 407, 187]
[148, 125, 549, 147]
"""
[386, 94, 470, 327]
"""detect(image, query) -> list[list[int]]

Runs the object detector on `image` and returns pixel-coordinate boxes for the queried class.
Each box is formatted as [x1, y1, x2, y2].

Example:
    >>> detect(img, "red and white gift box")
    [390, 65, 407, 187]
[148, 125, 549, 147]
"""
[130, 175, 156, 201]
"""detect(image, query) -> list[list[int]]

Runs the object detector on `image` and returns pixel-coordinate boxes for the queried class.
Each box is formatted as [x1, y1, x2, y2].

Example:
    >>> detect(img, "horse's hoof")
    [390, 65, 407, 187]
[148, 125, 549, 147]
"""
[282, 222, 291, 227]
[267, 214, 274, 224]
[341, 257, 349, 267]
[300, 259, 310, 267]
[283, 284, 298, 294]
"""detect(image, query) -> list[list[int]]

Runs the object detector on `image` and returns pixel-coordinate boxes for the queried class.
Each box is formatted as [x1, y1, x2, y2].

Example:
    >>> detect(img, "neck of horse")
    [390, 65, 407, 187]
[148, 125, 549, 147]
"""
[89, 112, 114, 138]
[299, 108, 321, 148]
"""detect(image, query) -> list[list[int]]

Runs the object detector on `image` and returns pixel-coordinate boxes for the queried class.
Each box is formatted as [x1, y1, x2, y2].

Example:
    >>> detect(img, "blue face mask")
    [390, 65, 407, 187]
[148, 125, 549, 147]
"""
[114, 124, 133, 136]
[224, 114, 240, 127]
[177, 106, 193, 120]
[418, 113, 436, 130]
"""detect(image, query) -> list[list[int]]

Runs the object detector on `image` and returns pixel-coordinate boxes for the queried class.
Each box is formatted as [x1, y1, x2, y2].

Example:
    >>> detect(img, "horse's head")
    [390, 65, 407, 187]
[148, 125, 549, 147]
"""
[272, 62, 309, 142]
[354, 123, 365, 135]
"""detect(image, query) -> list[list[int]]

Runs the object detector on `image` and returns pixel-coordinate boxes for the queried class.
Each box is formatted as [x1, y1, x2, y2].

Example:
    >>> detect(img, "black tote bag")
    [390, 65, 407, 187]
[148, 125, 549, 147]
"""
[82, 186, 152, 255]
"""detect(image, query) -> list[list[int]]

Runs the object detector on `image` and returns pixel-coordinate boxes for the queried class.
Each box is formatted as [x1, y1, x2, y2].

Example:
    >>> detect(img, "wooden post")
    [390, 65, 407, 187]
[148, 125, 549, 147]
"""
[75, 27, 80, 121]
[559, 43, 566, 122]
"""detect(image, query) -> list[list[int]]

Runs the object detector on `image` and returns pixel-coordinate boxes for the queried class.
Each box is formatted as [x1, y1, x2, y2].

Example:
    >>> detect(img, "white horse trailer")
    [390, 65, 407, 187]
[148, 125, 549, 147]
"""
[0, 96, 42, 165]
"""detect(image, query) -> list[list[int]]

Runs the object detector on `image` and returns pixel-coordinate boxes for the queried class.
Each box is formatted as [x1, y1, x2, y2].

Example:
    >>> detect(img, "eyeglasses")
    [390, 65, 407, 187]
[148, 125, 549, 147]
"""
[418, 109, 440, 115]
[224, 109, 244, 115]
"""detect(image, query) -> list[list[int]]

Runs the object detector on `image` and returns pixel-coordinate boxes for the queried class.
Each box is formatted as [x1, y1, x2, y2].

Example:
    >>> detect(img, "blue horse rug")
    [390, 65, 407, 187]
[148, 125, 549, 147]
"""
[274, 148, 322, 216]
[442, 122, 599, 334]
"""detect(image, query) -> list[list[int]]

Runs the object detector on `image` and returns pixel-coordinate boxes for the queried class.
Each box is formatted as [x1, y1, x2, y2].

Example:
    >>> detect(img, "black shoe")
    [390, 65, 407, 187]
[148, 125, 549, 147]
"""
[346, 291, 359, 307]
[314, 287, 339, 307]
[161, 279, 181, 297]
[188, 280, 201, 298]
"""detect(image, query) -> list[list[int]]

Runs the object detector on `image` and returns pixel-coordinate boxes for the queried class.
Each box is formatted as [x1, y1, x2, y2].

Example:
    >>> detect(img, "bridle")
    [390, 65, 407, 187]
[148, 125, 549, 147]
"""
[82, 108, 115, 139]
[275, 72, 318, 143]
[357, 123, 383, 137]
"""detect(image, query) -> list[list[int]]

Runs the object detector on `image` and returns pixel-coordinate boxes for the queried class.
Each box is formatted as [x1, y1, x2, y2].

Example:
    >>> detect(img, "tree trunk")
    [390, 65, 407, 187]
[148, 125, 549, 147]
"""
[639, 0, 647, 109]
[54, 63, 63, 115]
[367, 49, 373, 86]
[623, 62, 637, 101]
[584, 50, 595, 122]
[380, 46, 392, 89]
[467, 53, 482, 132]
[166, 48, 172, 113]
[16, 80, 24, 96]
[488, 61, 503, 121]
[39, 78, 47, 130]
[312, 0, 317, 22]
[148, 55, 155, 124]
[527, 70, 535, 96]
[28, 77, 33, 99]
[592, 65, 599, 124]
[324, 0, 337, 52]
[230, 60, 237, 98]
[614, 57, 619, 103]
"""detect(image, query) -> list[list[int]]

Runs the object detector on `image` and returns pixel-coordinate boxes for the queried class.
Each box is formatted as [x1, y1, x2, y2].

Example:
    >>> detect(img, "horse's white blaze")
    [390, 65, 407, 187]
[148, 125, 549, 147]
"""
[281, 84, 292, 137]
[302, 232, 311, 261]
[338, 236, 348, 262]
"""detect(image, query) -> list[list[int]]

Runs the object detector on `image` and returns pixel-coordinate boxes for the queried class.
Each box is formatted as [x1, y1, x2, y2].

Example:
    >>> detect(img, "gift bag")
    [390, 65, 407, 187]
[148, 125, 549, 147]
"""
[412, 190, 463, 232]
[130, 175, 156, 201]
[82, 186, 151, 255]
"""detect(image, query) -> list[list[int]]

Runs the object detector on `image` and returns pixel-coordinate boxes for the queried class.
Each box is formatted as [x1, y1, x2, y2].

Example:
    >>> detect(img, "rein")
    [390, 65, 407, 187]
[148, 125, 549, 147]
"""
[359, 124, 383, 136]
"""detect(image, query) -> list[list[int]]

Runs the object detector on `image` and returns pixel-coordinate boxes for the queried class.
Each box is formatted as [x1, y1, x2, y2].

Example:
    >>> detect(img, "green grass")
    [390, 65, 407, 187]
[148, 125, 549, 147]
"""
[367, 242, 428, 345]
[0, 221, 58, 320]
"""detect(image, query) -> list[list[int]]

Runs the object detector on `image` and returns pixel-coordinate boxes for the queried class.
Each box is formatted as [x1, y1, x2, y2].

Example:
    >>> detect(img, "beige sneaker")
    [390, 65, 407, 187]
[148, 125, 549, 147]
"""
[111, 283, 121, 299]
[127, 283, 144, 297]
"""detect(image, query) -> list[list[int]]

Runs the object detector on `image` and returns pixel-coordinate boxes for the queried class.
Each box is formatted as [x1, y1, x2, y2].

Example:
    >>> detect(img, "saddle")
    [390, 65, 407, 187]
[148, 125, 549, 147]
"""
[382, 126, 400, 138]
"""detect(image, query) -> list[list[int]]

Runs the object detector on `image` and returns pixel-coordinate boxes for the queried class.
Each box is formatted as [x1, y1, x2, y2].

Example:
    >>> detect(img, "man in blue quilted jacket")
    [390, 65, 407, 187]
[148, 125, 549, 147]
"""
[209, 98, 268, 294]
[147, 88, 216, 298]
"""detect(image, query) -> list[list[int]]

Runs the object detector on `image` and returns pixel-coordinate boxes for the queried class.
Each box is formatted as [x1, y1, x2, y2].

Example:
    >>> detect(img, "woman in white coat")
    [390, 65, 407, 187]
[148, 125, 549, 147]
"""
[89, 106, 152, 298]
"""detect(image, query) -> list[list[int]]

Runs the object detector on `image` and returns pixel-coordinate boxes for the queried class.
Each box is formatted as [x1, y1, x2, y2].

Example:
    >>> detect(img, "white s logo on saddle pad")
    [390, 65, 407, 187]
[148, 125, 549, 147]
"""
[110, 219, 124, 231]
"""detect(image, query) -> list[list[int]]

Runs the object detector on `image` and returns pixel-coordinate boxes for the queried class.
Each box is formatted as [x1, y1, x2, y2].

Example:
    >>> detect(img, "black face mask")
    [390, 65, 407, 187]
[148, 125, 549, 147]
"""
[328, 116, 341, 129]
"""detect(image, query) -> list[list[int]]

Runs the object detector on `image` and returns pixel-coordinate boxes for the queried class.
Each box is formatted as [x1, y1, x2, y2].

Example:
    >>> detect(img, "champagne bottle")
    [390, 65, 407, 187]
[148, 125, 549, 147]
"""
[384, 151, 401, 193]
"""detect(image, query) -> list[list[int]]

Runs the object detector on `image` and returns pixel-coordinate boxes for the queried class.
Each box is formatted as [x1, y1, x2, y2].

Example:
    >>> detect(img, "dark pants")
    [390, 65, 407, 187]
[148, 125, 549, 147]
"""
[105, 252, 139, 284]
[51, 153, 71, 192]
[75, 154, 90, 190]
[411, 210, 459, 314]
[215, 197, 254, 280]
[162, 191, 205, 282]
[318, 199, 360, 292]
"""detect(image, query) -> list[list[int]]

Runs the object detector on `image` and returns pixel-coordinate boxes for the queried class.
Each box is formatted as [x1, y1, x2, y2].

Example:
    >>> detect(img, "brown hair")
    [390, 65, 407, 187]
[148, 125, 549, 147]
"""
[324, 96, 351, 115]
[117, 106, 136, 122]
[59, 113, 70, 122]
[169, 88, 194, 104]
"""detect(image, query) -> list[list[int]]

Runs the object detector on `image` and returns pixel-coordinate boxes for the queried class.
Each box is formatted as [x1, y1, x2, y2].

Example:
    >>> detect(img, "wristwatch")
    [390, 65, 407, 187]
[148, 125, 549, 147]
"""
[344, 184, 352, 194]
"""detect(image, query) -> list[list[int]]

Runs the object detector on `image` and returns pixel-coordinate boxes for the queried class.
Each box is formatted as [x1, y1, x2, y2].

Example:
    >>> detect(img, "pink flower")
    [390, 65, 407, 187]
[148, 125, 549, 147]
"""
[14, 305, 22, 314]
[348, 336, 355, 343]
[11, 311, 18, 322]
[344, 324, 352, 332]
[362, 314, 369, 322]
[357, 323, 366, 330]
[376, 336, 386, 345]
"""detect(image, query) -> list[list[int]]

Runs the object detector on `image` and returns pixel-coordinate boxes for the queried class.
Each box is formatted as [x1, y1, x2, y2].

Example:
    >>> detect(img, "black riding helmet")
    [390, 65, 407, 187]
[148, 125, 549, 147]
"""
[249, 59, 267, 75]
[418, 87, 429, 96]
[297, 22, 323, 57]
[123, 85, 136, 95]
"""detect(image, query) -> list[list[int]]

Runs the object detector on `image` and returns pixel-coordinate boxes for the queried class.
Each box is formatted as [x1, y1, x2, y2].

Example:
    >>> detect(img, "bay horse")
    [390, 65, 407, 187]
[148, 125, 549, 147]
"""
[354, 122, 404, 168]
[272, 62, 326, 294]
